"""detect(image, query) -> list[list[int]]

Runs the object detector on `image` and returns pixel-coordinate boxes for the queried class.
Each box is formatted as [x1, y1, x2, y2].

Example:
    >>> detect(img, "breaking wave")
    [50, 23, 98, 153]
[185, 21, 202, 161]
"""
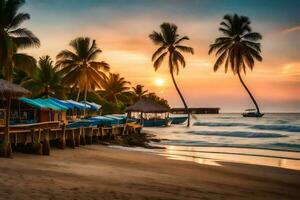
[186, 130, 287, 138]
[251, 124, 300, 133]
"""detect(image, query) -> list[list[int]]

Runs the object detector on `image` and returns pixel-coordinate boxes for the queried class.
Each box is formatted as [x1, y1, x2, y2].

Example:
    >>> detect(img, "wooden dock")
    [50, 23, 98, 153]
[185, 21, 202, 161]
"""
[0, 121, 142, 157]
[171, 107, 220, 114]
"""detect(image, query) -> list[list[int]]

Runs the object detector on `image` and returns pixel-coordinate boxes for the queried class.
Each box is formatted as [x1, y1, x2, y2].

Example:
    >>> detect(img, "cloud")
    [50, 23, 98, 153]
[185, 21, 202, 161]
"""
[281, 25, 300, 34]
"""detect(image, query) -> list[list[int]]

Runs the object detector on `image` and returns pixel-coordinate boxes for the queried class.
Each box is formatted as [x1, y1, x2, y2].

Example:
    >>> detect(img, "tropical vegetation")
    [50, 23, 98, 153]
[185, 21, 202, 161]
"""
[208, 14, 263, 114]
[22, 56, 66, 99]
[0, 0, 40, 82]
[55, 37, 110, 104]
[149, 22, 194, 126]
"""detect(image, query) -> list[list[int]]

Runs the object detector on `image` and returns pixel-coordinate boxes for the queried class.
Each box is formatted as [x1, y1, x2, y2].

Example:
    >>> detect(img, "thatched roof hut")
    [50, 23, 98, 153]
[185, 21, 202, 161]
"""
[0, 79, 31, 157]
[126, 99, 169, 113]
[0, 79, 31, 99]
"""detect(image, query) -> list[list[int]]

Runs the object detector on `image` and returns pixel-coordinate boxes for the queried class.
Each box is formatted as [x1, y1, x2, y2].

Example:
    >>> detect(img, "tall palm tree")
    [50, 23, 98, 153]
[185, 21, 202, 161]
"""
[149, 22, 194, 126]
[208, 14, 263, 115]
[0, 0, 40, 81]
[101, 73, 130, 104]
[22, 56, 66, 99]
[56, 37, 109, 105]
[132, 84, 148, 100]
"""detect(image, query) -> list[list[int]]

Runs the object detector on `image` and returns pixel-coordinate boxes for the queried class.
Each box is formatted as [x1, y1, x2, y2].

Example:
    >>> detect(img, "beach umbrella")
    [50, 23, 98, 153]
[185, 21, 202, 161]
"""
[0, 79, 31, 157]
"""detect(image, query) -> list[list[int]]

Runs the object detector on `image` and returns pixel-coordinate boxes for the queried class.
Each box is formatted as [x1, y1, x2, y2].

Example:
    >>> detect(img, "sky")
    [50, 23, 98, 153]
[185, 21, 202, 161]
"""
[21, 0, 300, 112]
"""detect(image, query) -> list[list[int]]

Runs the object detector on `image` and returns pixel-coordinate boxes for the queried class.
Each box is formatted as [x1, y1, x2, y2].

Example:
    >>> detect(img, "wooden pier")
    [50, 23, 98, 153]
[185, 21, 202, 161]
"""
[171, 107, 220, 114]
[0, 121, 142, 157]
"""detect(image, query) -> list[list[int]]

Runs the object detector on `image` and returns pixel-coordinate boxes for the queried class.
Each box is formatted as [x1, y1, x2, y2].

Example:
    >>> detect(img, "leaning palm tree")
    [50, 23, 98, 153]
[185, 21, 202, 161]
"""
[149, 22, 194, 126]
[22, 56, 66, 99]
[132, 84, 148, 100]
[0, 0, 40, 81]
[208, 14, 263, 116]
[101, 73, 131, 104]
[56, 37, 109, 105]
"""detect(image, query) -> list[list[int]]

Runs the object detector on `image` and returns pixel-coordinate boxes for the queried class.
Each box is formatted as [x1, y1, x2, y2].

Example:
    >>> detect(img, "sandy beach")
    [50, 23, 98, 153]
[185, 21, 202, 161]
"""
[1, 145, 300, 200]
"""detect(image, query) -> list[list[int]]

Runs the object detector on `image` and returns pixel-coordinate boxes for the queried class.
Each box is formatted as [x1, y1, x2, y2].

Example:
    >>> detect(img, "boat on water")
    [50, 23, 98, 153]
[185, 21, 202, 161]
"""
[141, 118, 173, 127]
[170, 116, 188, 124]
[242, 109, 264, 118]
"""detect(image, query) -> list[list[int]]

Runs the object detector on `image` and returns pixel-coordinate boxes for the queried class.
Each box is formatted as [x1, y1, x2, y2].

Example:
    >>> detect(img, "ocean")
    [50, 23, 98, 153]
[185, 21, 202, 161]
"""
[140, 113, 300, 170]
[145, 113, 300, 152]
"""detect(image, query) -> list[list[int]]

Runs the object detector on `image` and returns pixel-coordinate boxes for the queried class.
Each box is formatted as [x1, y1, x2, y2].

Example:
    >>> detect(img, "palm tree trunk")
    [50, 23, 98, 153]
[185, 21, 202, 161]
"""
[4, 95, 12, 157]
[76, 88, 81, 101]
[237, 72, 261, 114]
[83, 85, 88, 116]
[169, 57, 190, 127]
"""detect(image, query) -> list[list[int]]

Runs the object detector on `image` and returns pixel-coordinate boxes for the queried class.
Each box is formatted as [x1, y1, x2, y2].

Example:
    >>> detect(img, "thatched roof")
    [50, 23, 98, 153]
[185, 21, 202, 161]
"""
[126, 99, 169, 113]
[0, 79, 31, 98]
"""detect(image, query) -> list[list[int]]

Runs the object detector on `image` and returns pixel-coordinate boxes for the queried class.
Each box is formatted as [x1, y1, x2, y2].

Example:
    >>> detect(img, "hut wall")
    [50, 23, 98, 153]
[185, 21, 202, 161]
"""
[0, 109, 6, 125]
[39, 110, 50, 122]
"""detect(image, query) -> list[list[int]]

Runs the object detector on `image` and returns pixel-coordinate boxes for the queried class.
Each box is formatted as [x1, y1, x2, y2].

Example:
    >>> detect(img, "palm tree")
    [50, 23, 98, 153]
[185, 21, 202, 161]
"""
[208, 14, 263, 115]
[56, 37, 109, 105]
[132, 84, 148, 100]
[22, 56, 66, 99]
[0, 0, 40, 81]
[149, 22, 194, 126]
[101, 73, 130, 104]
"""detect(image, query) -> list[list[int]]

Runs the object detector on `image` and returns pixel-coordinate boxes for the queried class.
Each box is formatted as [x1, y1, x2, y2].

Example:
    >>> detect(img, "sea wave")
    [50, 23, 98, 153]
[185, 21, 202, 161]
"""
[193, 121, 249, 127]
[251, 124, 300, 133]
[270, 143, 300, 149]
[186, 130, 287, 138]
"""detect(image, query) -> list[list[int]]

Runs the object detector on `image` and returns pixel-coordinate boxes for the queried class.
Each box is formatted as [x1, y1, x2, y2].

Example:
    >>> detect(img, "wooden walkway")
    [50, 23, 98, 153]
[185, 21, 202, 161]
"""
[0, 121, 142, 157]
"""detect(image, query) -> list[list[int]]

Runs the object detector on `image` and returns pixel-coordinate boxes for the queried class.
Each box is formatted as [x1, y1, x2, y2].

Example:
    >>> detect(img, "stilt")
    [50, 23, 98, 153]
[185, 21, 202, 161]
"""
[85, 128, 93, 145]
[69, 129, 75, 148]
[42, 129, 50, 155]
[80, 128, 86, 145]
[75, 128, 81, 147]
[58, 124, 66, 149]
[32, 129, 42, 155]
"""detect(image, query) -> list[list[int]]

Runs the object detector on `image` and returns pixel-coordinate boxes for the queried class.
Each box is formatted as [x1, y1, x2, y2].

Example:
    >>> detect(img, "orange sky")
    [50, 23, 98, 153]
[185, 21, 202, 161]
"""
[21, 0, 300, 112]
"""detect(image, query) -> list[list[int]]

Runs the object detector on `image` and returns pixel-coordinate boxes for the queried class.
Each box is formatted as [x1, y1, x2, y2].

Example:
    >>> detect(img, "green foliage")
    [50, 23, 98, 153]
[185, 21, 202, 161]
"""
[56, 37, 109, 94]
[100, 73, 131, 104]
[0, 0, 40, 81]
[21, 56, 66, 99]
[149, 22, 194, 75]
[208, 14, 262, 74]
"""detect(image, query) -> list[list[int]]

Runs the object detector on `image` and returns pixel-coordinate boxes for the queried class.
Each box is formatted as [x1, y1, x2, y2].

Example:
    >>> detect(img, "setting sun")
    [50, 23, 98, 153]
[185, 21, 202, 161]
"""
[154, 78, 165, 87]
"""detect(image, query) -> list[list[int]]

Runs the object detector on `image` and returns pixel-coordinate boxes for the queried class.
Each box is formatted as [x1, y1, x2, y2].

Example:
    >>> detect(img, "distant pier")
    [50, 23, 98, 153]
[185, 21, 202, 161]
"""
[171, 107, 220, 114]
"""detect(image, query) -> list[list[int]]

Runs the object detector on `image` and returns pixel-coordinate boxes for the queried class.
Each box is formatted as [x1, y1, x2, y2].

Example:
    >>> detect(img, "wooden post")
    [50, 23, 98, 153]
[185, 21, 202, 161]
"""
[42, 129, 50, 155]
[33, 128, 42, 155]
[69, 129, 75, 149]
[1, 96, 12, 157]
[58, 124, 66, 149]
[80, 127, 86, 145]
[75, 128, 80, 147]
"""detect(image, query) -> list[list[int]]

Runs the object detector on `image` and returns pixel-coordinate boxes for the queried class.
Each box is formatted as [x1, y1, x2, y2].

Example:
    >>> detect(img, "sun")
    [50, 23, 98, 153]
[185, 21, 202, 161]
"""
[154, 78, 165, 87]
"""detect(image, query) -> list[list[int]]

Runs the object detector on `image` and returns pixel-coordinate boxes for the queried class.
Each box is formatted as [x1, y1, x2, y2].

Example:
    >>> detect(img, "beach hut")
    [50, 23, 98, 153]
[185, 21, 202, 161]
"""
[18, 98, 69, 123]
[125, 99, 172, 127]
[0, 79, 31, 157]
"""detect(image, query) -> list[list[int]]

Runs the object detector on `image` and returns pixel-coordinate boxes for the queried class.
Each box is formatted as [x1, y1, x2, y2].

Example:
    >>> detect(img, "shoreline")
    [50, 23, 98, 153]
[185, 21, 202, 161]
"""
[1, 145, 300, 200]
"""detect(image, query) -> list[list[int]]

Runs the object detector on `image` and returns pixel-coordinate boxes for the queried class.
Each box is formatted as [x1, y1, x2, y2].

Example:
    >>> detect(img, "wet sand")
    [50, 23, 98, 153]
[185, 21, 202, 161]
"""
[1, 145, 300, 200]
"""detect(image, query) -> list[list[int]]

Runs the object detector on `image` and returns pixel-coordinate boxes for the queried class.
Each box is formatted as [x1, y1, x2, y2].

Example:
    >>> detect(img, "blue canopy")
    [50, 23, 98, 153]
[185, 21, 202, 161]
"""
[49, 98, 76, 109]
[81, 101, 101, 111]
[104, 115, 127, 124]
[19, 97, 68, 111]
[66, 120, 95, 128]
[89, 116, 119, 126]
[67, 100, 91, 110]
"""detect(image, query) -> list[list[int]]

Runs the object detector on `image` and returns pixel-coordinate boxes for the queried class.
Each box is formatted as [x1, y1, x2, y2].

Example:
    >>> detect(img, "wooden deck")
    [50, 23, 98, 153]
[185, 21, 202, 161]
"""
[0, 121, 142, 157]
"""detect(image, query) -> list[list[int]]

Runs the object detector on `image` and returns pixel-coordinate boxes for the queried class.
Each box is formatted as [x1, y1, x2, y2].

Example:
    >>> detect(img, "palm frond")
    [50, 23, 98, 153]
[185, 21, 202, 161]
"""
[175, 36, 189, 45]
[152, 46, 167, 61]
[153, 52, 167, 71]
[175, 45, 194, 54]
[149, 31, 165, 45]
